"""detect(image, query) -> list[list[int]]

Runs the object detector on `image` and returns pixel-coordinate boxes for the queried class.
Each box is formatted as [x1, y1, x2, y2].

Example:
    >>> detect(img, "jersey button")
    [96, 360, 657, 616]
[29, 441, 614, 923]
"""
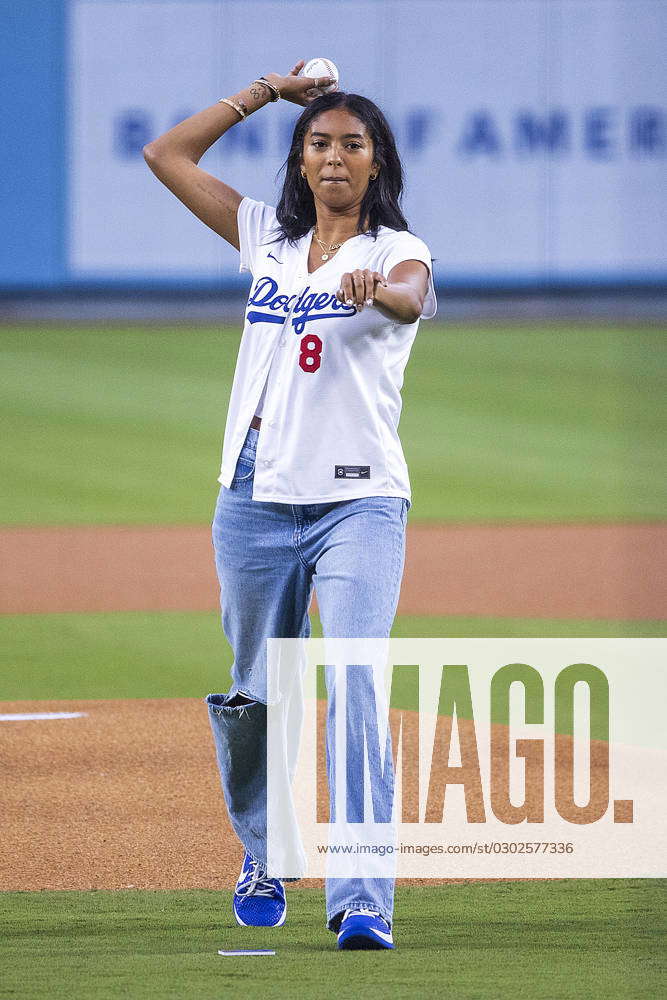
[263, 459, 273, 467]
[268, 419, 276, 427]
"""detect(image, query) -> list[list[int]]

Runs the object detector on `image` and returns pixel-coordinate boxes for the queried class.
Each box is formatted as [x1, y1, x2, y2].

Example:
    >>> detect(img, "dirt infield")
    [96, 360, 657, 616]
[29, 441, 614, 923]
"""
[0, 699, 236, 891]
[1, 521, 665, 618]
[0, 698, 612, 892]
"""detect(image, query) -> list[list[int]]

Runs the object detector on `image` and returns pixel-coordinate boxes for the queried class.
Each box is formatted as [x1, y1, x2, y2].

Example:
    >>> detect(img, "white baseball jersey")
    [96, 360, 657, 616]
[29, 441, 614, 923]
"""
[217, 196, 436, 503]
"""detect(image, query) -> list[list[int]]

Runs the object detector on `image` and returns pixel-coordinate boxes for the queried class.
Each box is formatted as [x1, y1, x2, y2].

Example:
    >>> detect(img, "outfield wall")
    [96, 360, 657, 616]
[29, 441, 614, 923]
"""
[2, 0, 666, 292]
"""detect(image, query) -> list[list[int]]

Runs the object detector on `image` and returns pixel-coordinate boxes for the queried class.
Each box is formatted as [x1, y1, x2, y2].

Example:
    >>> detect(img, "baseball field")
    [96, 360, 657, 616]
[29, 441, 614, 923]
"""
[1, 322, 665, 997]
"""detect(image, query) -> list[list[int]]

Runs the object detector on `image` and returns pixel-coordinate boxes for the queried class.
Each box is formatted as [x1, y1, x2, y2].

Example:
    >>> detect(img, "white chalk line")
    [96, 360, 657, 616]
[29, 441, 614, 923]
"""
[0, 712, 88, 722]
[217, 950, 275, 957]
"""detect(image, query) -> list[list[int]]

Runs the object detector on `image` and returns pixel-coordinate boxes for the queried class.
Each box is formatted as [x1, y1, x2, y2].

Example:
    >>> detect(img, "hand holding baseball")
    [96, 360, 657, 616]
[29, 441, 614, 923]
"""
[263, 61, 336, 107]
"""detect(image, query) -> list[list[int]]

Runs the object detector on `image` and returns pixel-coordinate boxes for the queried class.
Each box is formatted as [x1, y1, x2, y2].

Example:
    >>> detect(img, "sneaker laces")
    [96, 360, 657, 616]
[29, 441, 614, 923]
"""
[343, 905, 381, 920]
[236, 858, 281, 898]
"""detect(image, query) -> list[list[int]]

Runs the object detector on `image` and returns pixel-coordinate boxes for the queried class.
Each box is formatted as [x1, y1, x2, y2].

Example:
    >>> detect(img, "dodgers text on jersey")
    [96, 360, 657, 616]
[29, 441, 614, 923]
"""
[247, 276, 357, 336]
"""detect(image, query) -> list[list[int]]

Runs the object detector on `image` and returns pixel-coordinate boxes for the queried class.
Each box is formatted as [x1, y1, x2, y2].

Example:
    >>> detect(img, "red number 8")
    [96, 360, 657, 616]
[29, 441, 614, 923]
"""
[299, 333, 322, 373]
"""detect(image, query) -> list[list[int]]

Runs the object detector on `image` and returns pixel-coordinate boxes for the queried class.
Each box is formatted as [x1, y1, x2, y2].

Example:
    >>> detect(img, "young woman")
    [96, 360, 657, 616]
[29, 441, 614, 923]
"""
[144, 59, 436, 950]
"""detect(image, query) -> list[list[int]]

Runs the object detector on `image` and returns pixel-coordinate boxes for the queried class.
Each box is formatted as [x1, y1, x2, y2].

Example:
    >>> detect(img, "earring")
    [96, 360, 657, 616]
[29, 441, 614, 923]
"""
[370, 173, 377, 181]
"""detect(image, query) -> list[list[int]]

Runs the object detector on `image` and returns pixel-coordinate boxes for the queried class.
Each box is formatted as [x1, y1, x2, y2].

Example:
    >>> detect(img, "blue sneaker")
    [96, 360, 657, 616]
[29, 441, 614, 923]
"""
[233, 852, 286, 928]
[337, 907, 394, 950]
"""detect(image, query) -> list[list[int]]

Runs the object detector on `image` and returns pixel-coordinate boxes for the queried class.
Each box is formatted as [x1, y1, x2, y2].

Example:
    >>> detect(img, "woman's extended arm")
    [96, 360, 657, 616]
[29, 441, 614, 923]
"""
[336, 261, 430, 324]
[143, 62, 332, 249]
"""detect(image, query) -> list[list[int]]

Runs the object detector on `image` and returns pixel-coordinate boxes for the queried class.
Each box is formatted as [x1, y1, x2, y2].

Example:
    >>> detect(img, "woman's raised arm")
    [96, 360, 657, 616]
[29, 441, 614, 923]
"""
[143, 61, 333, 249]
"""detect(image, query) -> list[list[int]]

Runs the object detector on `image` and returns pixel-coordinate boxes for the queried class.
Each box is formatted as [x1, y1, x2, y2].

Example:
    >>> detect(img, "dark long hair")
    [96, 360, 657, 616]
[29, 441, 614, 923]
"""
[273, 92, 409, 244]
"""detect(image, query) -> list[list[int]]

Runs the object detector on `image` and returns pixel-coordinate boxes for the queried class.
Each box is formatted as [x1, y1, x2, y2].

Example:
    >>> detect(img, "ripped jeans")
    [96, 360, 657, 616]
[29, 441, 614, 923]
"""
[206, 426, 408, 930]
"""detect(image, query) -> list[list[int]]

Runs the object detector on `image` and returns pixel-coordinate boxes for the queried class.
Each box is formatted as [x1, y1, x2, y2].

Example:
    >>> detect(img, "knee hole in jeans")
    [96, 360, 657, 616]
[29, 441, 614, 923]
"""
[225, 692, 256, 708]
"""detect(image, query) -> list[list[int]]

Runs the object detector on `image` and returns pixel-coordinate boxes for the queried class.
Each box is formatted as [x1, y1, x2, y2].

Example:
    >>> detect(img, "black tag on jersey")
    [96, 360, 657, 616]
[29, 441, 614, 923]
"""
[335, 465, 371, 479]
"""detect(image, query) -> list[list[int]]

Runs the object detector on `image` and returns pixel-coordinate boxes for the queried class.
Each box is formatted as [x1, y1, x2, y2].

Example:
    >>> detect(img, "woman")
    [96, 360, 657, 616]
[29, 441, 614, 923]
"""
[144, 59, 436, 950]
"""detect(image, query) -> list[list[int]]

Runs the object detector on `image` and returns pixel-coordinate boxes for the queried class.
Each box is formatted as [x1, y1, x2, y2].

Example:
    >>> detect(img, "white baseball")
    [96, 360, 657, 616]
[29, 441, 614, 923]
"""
[300, 57, 339, 95]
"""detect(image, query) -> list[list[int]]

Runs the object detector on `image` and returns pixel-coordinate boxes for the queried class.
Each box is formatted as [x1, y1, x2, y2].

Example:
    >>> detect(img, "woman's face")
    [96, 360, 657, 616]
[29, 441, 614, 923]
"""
[300, 109, 378, 211]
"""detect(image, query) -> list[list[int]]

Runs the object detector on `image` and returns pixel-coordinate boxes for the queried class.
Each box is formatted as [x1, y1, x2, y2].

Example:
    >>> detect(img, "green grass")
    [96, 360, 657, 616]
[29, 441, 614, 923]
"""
[0, 882, 663, 999]
[1, 324, 665, 524]
[1, 610, 662, 702]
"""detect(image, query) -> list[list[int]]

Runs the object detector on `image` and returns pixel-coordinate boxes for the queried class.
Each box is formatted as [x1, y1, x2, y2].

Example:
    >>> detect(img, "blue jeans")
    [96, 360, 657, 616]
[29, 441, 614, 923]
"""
[206, 426, 408, 929]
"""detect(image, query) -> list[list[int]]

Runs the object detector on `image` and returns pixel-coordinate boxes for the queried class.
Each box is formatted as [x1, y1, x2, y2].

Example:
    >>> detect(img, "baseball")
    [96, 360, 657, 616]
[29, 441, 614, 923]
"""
[300, 57, 340, 95]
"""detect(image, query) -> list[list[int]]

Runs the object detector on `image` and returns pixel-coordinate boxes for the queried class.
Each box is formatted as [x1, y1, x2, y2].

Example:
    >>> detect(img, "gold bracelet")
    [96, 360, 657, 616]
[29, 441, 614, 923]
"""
[253, 77, 280, 102]
[218, 97, 247, 121]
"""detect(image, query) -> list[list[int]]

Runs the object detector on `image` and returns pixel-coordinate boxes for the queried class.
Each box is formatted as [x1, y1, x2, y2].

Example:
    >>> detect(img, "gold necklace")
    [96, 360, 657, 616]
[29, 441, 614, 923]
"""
[313, 230, 344, 261]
